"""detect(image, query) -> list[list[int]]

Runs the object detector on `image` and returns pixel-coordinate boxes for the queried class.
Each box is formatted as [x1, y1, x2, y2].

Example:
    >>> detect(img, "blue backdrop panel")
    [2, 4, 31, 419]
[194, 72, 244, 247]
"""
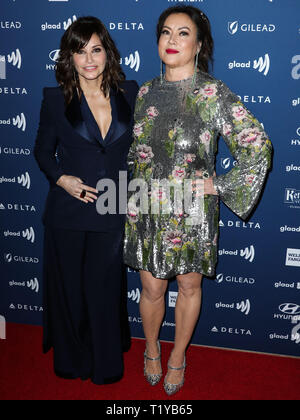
[0, 0, 299, 357]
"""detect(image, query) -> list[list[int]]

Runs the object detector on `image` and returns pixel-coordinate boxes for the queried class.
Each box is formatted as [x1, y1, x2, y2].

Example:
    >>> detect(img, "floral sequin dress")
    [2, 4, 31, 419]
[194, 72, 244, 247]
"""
[123, 72, 272, 279]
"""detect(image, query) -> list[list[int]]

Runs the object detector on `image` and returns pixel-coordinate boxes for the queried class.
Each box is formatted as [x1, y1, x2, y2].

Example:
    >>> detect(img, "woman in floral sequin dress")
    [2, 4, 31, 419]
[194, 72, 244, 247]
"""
[124, 6, 272, 395]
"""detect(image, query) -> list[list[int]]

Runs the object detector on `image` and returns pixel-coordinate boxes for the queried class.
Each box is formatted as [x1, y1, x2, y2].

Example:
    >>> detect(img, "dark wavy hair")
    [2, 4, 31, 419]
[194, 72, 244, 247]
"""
[156, 6, 214, 73]
[56, 16, 125, 104]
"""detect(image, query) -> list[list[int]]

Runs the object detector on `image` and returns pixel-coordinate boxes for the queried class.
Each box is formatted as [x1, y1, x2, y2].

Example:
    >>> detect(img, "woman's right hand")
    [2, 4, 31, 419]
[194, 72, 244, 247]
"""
[56, 175, 98, 203]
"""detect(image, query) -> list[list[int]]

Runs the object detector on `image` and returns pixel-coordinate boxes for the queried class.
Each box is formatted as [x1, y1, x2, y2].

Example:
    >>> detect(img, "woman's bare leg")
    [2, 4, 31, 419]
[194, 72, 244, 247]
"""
[139, 270, 168, 374]
[166, 272, 203, 384]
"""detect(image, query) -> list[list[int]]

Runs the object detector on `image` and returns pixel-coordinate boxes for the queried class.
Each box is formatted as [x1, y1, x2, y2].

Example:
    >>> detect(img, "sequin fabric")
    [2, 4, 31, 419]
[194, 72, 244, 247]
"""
[123, 72, 272, 279]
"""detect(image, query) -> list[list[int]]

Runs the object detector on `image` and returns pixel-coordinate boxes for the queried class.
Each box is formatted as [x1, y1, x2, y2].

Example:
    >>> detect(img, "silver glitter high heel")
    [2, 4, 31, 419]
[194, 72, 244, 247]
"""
[163, 356, 186, 396]
[144, 341, 163, 386]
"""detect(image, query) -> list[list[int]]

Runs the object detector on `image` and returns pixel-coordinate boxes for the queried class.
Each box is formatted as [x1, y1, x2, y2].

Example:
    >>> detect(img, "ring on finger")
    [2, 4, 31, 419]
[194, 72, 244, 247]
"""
[80, 189, 87, 199]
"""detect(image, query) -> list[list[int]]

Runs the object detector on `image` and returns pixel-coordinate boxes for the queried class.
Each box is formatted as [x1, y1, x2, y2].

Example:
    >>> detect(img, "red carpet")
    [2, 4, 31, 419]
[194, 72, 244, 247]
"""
[0, 323, 299, 400]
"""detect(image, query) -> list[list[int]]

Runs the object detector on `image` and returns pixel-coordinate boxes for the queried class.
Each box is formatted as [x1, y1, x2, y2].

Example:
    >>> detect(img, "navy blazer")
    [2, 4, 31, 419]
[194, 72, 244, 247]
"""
[34, 80, 139, 232]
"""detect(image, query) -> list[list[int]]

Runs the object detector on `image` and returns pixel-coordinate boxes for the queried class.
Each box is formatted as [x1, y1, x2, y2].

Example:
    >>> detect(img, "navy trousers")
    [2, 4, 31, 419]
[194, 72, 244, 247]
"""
[42, 227, 130, 385]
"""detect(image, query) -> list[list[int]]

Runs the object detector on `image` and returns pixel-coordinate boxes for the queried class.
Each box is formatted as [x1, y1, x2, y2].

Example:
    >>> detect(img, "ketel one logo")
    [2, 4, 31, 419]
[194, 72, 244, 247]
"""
[128, 288, 141, 304]
[0, 49, 22, 80]
[120, 51, 140, 72]
[18, 172, 31, 189]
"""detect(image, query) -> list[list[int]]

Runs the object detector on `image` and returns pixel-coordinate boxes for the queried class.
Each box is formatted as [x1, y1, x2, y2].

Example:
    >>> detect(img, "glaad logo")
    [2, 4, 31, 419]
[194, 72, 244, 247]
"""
[286, 164, 300, 172]
[228, 21, 275, 35]
[9, 278, 39, 293]
[13, 113, 26, 131]
[291, 317, 300, 344]
[0, 315, 6, 340]
[253, 54, 270, 76]
[128, 288, 141, 304]
[0, 113, 26, 131]
[240, 246, 255, 262]
[3, 226, 35, 243]
[18, 172, 31, 189]
[120, 51, 140, 72]
[219, 246, 255, 262]
[236, 300, 251, 315]
[274, 281, 300, 290]
[291, 55, 300, 80]
[228, 54, 270, 76]
[27, 278, 39, 293]
[0, 49, 21, 79]
[0, 172, 31, 189]
[22, 227, 35, 243]
[215, 300, 251, 315]
[41, 15, 77, 31]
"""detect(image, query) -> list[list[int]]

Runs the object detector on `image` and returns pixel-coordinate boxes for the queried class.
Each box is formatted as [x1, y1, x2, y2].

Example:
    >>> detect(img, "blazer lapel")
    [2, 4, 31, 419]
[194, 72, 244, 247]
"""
[105, 88, 132, 147]
[65, 91, 99, 146]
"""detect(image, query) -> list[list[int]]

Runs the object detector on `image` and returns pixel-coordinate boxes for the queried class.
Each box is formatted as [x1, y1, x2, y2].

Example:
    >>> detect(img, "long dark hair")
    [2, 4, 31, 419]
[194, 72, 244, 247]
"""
[56, 16, 125, 104]
[156, 6, 214, 73]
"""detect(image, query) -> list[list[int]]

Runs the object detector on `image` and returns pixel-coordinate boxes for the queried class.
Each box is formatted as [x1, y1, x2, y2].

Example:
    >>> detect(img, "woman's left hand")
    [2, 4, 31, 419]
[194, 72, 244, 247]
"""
[192, 172, 218, 196]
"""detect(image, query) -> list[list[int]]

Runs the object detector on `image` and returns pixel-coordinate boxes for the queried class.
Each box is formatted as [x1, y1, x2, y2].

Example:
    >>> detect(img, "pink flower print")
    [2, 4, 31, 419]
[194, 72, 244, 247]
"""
[133, 121, 145, 137]
[200, 83, 217, 98]
[184, 154, 196, 164]
[127, 202, 139, 223]
[164, 230, 187, 248]
[136, 145, 154, 164]
[199, 130, 211, 154]
[237, 127, 264, 148]
[245, 174, 256, 186]
[172, 166, 186, 182]
[146, 106, 159, 119]
[138, 85, 149, 98]
[232, 105, 248, 121]
[222, 123, 232, 136]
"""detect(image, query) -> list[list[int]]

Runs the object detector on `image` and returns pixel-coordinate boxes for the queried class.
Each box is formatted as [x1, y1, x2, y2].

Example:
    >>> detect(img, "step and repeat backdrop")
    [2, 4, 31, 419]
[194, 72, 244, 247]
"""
[0, 0, 299, 357]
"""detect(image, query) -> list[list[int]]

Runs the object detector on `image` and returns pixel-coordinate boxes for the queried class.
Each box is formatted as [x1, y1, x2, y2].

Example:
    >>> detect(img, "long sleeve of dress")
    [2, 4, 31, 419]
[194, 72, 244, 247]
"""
[213, 81, 273, 220]
[34, 88, 64, 184]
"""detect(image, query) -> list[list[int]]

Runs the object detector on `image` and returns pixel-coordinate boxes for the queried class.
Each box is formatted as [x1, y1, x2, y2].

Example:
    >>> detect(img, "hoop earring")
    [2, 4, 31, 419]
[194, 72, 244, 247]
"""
[192, 52, 199, 90]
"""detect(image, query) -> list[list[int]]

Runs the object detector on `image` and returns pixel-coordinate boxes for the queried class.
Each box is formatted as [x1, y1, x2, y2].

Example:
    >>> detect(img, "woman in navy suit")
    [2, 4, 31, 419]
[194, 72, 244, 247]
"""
[34, 16, 139, 384]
